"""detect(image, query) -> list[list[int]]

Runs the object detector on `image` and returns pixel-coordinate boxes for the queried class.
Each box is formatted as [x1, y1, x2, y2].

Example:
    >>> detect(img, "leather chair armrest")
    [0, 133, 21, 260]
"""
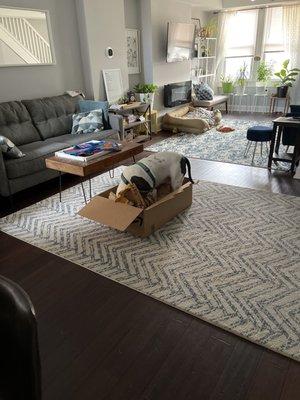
[108, 113, 125, 140]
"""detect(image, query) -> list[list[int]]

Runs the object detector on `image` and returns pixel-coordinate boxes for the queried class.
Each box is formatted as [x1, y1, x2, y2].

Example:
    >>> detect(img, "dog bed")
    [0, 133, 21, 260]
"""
[162, 105, 222, 134]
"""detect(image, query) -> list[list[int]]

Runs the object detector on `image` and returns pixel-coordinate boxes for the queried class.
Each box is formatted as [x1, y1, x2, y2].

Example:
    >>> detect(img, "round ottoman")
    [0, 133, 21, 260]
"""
[245, 126, 273, 163]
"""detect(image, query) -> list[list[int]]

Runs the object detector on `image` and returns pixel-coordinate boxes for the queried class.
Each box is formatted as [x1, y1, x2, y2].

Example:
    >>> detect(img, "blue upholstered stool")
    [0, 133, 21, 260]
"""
[245, 126, 273, 163]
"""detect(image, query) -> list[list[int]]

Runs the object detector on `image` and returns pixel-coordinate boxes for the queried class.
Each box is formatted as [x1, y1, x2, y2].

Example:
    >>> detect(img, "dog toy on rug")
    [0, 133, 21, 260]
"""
[216, 125, 235, 133]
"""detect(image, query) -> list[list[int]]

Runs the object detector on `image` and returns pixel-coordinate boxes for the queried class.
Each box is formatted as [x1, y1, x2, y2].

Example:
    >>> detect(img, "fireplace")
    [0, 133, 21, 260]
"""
[164, 80, 192, 108]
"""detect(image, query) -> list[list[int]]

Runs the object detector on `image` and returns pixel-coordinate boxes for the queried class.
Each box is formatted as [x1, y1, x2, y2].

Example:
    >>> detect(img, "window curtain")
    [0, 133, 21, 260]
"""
[283, 4, 300, 103]
[213, 11, 236, 89]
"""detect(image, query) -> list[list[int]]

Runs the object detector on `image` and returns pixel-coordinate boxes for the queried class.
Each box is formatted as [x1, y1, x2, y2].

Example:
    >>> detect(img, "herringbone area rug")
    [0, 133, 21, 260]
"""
[1, 169, 299, 361]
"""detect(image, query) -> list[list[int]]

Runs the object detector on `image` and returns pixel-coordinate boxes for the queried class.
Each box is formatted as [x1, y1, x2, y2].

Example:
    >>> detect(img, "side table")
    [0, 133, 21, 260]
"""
[109, 102, 152, 141]
[251, 93, 269, 114]
[230, 93, 249, 113]
[269, 95, 290, 115]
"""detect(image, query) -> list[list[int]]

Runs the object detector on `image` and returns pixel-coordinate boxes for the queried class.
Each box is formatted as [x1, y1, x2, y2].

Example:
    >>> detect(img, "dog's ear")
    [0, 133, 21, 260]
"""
[131, 176, 152, 193]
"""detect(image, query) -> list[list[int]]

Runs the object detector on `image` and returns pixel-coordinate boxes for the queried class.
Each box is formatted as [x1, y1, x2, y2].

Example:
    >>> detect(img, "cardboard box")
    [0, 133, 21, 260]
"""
[78, 178, 193, 237]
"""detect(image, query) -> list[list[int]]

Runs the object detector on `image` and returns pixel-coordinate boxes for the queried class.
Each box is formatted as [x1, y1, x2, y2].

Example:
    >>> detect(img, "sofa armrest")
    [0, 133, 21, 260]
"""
[0, 150, 10, 197]
[108, 113, 125, 140]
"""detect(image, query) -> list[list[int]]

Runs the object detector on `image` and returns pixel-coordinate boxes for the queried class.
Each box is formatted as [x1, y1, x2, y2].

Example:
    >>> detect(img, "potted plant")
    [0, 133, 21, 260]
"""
[200, 17, 218, 38]
[256, 61, 273, 94]
[274, 59, 300, 98]
[220, 75, 234, 94]
[235, 62, 248, 95]
[134, 83, 158, 108]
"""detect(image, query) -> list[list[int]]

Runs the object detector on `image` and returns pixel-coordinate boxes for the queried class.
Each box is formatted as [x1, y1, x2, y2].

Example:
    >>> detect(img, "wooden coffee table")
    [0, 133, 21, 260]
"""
[45, 141, 143, 203]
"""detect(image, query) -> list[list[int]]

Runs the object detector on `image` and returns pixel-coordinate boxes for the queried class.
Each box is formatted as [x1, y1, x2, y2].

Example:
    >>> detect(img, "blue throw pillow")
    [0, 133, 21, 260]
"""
[79, 100, 110, 129]
[193, 83, 214, 101]
[71, 109, 104, 134]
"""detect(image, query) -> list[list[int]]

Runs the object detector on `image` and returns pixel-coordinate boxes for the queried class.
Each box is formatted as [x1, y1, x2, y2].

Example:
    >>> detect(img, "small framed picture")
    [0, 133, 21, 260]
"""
[126, 29, 140, 74]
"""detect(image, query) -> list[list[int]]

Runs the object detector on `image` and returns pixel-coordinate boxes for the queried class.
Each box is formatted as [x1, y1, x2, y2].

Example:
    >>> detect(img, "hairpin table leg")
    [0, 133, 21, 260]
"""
[89, 177, 92, 199]
[59, 171, 62, 202]
[80, 180, 87, 204]
[109, 169, 115, 179]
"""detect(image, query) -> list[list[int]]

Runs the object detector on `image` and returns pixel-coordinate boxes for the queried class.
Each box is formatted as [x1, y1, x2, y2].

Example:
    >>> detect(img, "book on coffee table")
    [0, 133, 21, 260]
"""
[55, 140, 122, 163]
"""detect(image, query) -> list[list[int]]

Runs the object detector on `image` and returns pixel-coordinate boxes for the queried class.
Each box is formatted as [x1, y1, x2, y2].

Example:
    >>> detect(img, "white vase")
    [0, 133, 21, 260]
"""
[136, 92, 155, 108]
[236, 85, 245, 95]
[256, 82, 266, 94]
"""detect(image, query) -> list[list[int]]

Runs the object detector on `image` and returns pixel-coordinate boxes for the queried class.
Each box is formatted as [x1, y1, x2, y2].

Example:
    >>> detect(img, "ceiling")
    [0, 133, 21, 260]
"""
[175, 0, 292, 9]
[176, 0, 222, 10]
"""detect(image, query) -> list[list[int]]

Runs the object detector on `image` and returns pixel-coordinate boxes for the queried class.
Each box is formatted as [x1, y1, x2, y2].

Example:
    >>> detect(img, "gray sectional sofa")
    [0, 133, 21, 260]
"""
[0, 94, 120, 197]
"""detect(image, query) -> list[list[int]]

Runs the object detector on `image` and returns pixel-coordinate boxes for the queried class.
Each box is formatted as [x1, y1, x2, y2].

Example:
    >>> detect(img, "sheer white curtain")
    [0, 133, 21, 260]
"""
[283, 4, 300, 103]
[214, 11, 236, 88]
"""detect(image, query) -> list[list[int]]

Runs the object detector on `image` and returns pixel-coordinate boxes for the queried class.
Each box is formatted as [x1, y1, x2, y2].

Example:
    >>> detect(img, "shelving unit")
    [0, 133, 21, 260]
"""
[109, 102, 153, 141]
[191, 37, 217, 85]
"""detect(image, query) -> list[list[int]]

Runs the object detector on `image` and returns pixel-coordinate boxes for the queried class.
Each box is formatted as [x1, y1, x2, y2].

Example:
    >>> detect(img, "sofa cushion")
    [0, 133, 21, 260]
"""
[5, 141, 66, 179]
[22, 94, 82, 140]
[79, 100, 111, 129]
[46, 130, 120, 146]
[0, 101, 41, 146]
[71, 109, 104, 134]
[193, 83, 214, 101]
[192, 95, 228, 107]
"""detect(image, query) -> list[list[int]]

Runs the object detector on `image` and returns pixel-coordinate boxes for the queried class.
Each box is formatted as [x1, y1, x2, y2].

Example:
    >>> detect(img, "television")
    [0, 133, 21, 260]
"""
[164, 81, 192, 108]
[167, 22, 195, 63]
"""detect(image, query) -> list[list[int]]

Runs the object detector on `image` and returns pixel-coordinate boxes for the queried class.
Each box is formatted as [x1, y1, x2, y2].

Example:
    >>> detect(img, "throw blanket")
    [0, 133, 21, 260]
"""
[185, 107, 221, 128]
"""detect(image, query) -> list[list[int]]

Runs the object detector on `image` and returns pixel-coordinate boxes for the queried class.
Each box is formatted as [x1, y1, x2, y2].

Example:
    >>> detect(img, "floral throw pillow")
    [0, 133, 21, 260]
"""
[0, 135, 25, 158]
[193, 83, 214, 101]
[71, 109, 104, 134]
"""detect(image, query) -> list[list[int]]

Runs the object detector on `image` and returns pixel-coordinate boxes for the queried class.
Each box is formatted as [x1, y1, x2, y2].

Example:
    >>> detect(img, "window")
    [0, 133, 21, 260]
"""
[263, 7, 284, 75]
[225, 10, 258, 79]
[223, 6, 285, 81]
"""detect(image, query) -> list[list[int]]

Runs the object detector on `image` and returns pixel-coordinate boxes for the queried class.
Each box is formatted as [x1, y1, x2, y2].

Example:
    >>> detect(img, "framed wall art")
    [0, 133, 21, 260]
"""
[126, 28, 140, 74]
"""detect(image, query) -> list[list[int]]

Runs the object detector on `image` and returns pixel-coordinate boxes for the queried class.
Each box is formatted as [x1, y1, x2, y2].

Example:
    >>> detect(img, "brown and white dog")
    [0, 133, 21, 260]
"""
[117, 151, 194, 196]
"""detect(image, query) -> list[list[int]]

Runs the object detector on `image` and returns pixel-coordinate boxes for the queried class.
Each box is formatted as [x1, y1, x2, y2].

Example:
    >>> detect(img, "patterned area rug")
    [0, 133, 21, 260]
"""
[1, 169, 299, 360]
[147, 117, 289, 170]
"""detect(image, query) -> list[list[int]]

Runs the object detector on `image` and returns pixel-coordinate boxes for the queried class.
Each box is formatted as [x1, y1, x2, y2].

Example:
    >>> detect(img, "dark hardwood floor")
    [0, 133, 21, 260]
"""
[0, 122, 299, 399]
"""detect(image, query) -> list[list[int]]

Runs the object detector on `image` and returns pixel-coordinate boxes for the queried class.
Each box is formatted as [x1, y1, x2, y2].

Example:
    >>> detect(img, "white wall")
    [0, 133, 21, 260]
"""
[0, 0, 84, 102]
[76, 0, 129, 101]
[140, 0, 153, 83]
[191, 7, 210, 25]
[150, 0, 193, 112]
[124, 0, 142, 89]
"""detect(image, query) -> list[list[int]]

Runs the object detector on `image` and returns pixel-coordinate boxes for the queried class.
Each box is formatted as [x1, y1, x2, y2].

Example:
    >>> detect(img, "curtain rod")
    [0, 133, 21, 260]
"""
[213, 1, 300, 14]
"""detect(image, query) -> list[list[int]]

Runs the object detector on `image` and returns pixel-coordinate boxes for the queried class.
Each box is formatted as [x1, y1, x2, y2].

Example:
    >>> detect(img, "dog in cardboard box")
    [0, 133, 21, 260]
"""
[117, 152, 194, 198]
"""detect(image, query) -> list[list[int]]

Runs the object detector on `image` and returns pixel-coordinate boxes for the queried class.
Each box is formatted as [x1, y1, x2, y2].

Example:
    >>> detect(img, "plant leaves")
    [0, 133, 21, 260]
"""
[283, 59, 290, 69]
[281, 69, 286, 77]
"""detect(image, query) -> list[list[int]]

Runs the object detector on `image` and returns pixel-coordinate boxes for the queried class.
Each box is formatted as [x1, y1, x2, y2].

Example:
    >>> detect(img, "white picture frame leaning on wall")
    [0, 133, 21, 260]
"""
[102, 69, 124, 104]
[126, 29, 140, 74]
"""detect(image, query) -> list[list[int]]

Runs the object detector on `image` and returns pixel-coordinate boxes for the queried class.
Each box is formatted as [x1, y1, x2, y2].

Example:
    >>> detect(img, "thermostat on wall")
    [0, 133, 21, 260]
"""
[105, 47, 114, 59]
